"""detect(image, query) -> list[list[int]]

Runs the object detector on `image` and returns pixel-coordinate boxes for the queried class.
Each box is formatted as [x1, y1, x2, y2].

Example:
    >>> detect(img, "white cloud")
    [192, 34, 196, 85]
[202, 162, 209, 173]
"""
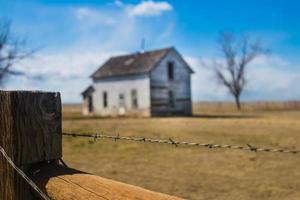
[249, 67, 299, 93]
[247, 55, 300, 100]
[71, 4, 174, 51]
[114, 0, 123, 7]
[186, 55, 300, 101]
[186, 56, 229, 101]
[6, 49, 124, 102]
[128, 1, 173, 17]
[75, 7, 91, 19]
[74, 7, 116, 25]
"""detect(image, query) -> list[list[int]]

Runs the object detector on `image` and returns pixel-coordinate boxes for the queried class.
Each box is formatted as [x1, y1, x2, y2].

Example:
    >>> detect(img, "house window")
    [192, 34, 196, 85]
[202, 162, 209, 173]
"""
[88, 95, 93, 112]
[169, 90, 175, 107]
[103, 91, 108, 108]
[119, 93, 125, 107]
[167, 61, 174, 80]
[131, 89, 138, 108]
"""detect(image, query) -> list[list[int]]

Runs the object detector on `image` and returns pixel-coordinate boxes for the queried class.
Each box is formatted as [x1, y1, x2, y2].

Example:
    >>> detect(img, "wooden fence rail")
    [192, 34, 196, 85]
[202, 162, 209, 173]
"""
[0, 91, 181, 200]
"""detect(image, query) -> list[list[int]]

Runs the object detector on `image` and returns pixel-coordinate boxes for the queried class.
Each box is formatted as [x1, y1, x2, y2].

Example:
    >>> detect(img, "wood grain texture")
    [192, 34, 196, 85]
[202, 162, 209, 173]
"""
[0, 91, 62, 200]
[33, 163, 183, 200]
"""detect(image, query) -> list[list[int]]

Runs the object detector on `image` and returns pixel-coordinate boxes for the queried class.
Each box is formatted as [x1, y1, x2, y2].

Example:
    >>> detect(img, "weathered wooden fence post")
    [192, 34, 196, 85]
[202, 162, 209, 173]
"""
[0, 90, 181, 200]
[0, 91, 62, 200]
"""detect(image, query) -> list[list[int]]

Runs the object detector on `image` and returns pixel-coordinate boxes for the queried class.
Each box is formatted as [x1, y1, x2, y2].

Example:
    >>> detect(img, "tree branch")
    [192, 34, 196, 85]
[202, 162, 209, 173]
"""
[205, 32, 267, 110]
[0, 19, 36, 87]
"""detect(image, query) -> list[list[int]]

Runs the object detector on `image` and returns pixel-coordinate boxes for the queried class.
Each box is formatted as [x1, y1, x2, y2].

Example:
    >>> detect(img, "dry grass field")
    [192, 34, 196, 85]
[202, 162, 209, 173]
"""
[62, 102, 300, 200]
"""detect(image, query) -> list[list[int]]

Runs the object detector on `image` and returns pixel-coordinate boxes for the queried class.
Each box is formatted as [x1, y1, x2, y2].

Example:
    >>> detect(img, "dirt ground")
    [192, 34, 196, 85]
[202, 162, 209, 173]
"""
[62, 102, 300, 200]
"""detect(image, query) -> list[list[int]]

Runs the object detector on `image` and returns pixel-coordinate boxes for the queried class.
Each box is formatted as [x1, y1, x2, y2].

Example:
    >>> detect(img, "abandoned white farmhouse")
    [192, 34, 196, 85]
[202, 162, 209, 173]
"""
[82, 47, 194, 116]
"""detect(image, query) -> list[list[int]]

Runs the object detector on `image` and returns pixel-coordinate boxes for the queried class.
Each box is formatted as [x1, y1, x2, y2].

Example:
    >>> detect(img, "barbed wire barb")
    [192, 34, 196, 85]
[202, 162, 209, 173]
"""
[247, 144, 257, 152]
[169, 138, 178, 147]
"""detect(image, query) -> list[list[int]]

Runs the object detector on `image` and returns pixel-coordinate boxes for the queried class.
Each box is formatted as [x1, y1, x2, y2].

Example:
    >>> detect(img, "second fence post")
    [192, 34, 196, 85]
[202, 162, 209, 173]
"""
[0, 91, 62, 200]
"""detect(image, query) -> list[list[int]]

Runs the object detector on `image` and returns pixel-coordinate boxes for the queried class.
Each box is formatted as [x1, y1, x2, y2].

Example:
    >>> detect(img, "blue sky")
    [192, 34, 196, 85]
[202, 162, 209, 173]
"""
[1, 0, 300, 102]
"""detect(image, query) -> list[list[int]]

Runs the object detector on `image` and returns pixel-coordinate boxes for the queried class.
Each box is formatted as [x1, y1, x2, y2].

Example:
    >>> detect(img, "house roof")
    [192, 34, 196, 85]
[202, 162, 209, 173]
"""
[82, 85, 95, 97]
[91, 47, 192, 79]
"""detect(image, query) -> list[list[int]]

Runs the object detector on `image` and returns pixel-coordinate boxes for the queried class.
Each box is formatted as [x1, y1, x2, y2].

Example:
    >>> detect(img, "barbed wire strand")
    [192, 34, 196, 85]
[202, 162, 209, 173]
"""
[62, 132, 300, 154]
[0, 146, 50, 200]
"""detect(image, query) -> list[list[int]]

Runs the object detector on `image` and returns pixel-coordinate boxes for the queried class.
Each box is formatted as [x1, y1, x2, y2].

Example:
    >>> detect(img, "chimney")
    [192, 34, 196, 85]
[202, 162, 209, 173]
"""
[140, 38, 145, 53]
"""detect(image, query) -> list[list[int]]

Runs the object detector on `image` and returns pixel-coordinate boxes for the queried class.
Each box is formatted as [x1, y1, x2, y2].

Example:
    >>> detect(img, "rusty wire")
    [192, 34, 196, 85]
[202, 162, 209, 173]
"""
[0, 146, 50, 200]
[62, 132, 300, 155]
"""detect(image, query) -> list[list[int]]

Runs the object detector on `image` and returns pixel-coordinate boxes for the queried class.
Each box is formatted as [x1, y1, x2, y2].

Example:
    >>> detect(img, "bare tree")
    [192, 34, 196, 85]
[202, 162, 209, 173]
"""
[209, 33, 266, 110]
[0, 19, 35, 87]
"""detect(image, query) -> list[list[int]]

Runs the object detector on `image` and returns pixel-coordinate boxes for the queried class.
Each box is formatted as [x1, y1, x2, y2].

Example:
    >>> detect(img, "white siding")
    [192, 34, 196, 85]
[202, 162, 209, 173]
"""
[91, 75, 151, 116]
[150, 50, 192, 116]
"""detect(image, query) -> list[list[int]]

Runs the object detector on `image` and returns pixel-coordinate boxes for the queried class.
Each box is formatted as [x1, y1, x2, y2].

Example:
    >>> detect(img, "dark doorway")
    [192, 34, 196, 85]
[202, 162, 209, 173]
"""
[103, 91, 108, 108]
[88, 95, 93, 113]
